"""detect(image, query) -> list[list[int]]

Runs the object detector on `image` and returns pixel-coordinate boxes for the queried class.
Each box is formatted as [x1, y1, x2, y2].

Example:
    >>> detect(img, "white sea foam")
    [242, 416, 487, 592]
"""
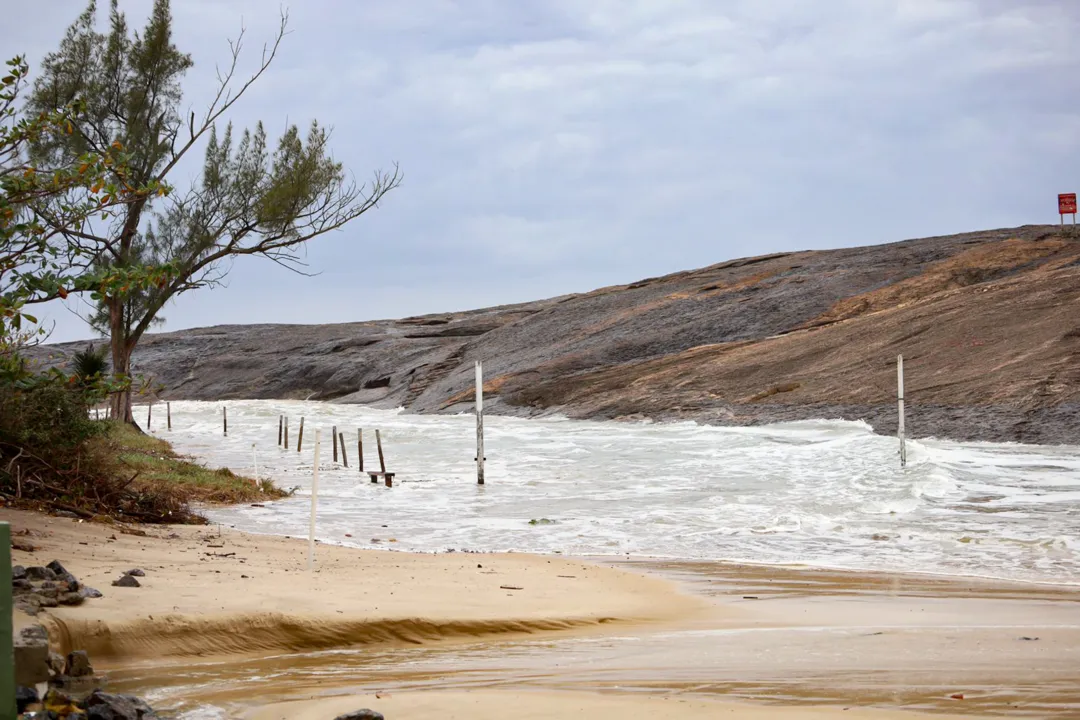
[150, 400, 1080, 585]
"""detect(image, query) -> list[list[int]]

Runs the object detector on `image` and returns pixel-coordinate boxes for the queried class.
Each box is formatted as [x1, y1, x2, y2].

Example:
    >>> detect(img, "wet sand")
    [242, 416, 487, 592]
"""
[2, 509, 702, 661]
[5, 508, 1079, 718]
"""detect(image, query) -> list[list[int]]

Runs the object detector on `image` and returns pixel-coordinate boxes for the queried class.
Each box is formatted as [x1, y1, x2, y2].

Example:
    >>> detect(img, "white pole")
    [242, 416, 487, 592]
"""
[897, 354, 906, 468]
[476, 360, 485, 485]
[309, 429, 321, 570]
[252, 443, 259, 482]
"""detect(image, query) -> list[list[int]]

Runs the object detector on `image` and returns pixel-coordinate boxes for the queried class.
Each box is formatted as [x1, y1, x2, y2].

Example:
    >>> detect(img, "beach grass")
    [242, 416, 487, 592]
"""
[104, 422, 286, 505]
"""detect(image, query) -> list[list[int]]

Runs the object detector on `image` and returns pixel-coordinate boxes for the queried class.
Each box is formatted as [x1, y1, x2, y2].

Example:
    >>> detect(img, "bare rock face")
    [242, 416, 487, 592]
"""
[14, 624, 51, 686]
[30, 225, 1080, 443]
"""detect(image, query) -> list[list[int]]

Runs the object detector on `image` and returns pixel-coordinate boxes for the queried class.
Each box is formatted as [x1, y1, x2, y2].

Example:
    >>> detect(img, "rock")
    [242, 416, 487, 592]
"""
[12, 564, 27, 580]
[333, 711, 385, 720]
[86, 690, 159, 720]
[35, 583, 60, 599]
[15, 594, 41, 616]
[124, 568, 146, 577]
[48, 650, 66, 675]
[112, 574, 140, 588]
[12, 577, 32, 593]
[45, 560, 70, 576]
[14, 625, 51, 686]
[11, 537, 36, 552]
[65, 650, 94, 677]
[60, 591, 85, 606]
[16, 685, 40, 713]
[55, 510, 80, 519]
[38, 594, 59, 608]
[24, 566, 57, 581]
[80, 586, 104, 599]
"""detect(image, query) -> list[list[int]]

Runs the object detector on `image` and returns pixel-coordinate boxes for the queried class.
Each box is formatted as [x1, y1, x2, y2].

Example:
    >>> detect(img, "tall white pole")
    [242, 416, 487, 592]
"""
[252, 443, 259, 482]
[897, 354, 906, 468]
[476, 360, 485, 485]
[309, 429, 321, 570]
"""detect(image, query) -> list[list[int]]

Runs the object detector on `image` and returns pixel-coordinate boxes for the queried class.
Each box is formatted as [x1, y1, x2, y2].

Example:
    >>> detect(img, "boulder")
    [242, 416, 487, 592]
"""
[80, 586, 104, 599]
[46, 560, 81, 590]
[14, 624, 51, 686]
[43, 687, 81, 716]
[112, 574, 140, 588]
[86, 690, 159, 720]
[60, 591, 85, 606]
[48, 650, 66, 675]
[15, 594, 41, 616]
[124, 568, 146, 577]
[24, 566, 57, 581]
[333, 711, 385, 720]
[12, 577, 32, 593]
[12, 564, 27, 580]
[65, 650, 94, 677]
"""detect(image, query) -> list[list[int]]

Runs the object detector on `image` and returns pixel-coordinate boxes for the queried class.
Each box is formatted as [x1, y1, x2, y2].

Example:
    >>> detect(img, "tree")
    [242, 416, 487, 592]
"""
[0, 54, 167, 384]
[28, 0, 401, 421]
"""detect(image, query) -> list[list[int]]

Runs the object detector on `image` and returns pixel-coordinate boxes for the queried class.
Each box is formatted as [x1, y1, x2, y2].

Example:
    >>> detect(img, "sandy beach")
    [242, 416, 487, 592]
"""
[6, 507, 1079, 718]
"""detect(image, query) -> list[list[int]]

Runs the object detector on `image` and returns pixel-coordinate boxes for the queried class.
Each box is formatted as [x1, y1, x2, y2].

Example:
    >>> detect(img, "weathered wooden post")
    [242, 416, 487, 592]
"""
[297, 417, 305, 453]
[376, 429, 390, 486]
[898, 354, 907, 468]
[278, 415, 283, 446]
[147, 403, 152, 429]
[284, 416, 290, 450]
[476, 360, 485, 485]
[309, 430, 321, 571]
[332, 425, 339, 463]
[223, 406, 228, 436]
[167, 402, 172, 431]
[358, 429, 364, 474]
[1, 522, 15, 720]
[339, 432, 348, 467]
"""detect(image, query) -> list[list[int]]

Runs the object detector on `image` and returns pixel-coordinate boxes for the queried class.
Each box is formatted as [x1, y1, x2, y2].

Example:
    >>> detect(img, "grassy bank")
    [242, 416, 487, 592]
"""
[105, 423, 285, 506]
[0, 420, 285, 525]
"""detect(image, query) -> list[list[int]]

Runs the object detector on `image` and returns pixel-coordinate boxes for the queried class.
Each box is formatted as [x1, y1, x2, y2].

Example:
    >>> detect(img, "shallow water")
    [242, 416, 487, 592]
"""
[147, 400, 1080, 585]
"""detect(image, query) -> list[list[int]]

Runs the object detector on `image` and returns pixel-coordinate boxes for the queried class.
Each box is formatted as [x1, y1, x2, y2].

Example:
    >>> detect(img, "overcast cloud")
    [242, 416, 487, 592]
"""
[4, 0, 1078, 343]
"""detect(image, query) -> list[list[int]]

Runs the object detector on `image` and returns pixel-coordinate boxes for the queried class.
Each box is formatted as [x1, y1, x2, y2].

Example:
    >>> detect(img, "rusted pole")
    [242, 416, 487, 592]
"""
[376, 429, 386, 473]
[167, 402, 171, 431]
[298, 417, 305, 453]
[358, 429, 364, 473]
[278, 415, 283, 446]
[339, 432, 348, 467]
[284, 416, 290, 450]
[223, 406, 228, 436]
[332, 425, 338, 463]
[147, 403, 152, 429]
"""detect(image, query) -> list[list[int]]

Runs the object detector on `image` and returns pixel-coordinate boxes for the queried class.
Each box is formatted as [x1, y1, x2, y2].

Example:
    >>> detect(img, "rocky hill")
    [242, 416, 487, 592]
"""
[32, 225, 1080, 444]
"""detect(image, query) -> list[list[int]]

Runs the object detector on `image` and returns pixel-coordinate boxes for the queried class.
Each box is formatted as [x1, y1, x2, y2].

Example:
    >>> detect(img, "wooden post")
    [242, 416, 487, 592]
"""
[284, 416, 290, 450]
[147, 403, 152, 429]
[898, 354, 907, 468]
[278, 415, 283, 446]
[309, 430, 321, 571]
[297, 417, 305, 453]
[223, 406, 228, 436]
[1, 522, 14, 720]
[376, 429, 386, 473]
[167, 402, 171, 431]
[476, 360, 485, 485]
[332, 425, 338, 463]
[358, 429, 364, 473]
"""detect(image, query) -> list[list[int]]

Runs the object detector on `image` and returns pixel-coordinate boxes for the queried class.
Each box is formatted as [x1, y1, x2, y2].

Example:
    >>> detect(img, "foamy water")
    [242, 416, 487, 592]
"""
[144, 400, 1080, 585]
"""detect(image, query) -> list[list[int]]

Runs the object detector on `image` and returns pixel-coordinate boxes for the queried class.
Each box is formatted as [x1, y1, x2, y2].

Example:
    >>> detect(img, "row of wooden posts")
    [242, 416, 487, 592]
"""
[276, 417, 396, 485]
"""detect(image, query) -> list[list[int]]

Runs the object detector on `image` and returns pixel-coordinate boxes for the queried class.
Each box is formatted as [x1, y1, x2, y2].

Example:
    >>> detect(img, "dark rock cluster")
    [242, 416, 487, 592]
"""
[12, 561, 100, 616]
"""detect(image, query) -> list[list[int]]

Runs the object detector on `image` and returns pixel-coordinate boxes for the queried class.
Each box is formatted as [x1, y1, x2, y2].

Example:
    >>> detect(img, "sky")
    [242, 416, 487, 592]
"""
[4, 0, 1078, 343]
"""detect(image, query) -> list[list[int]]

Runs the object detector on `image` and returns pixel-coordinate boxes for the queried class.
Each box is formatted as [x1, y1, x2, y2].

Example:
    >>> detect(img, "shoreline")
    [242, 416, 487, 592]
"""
[7, 507, 1080, 718]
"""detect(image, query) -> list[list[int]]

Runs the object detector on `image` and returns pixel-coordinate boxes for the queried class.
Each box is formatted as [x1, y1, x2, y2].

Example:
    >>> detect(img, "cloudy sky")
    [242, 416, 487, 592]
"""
[5, 0, 1079, 343]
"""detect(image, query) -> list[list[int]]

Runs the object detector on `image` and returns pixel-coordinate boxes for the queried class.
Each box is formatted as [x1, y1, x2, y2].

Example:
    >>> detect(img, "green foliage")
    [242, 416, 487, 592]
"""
[0, 379, 103, 455]
[26, 0, 399, 422]
[71, 343, 108, 383]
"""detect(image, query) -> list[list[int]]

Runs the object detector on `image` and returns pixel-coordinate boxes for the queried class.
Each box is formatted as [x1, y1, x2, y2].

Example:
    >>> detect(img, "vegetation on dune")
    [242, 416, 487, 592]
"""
[0, 0, 391, 522]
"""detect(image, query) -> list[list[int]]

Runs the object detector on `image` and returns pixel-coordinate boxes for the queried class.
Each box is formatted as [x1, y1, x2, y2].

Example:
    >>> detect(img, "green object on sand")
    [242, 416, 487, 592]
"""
[0, 522, 14, 720]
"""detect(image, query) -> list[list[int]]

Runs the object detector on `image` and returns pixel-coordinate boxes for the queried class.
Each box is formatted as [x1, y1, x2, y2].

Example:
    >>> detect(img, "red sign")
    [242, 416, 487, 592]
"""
[1060, 193, 1077, 214]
